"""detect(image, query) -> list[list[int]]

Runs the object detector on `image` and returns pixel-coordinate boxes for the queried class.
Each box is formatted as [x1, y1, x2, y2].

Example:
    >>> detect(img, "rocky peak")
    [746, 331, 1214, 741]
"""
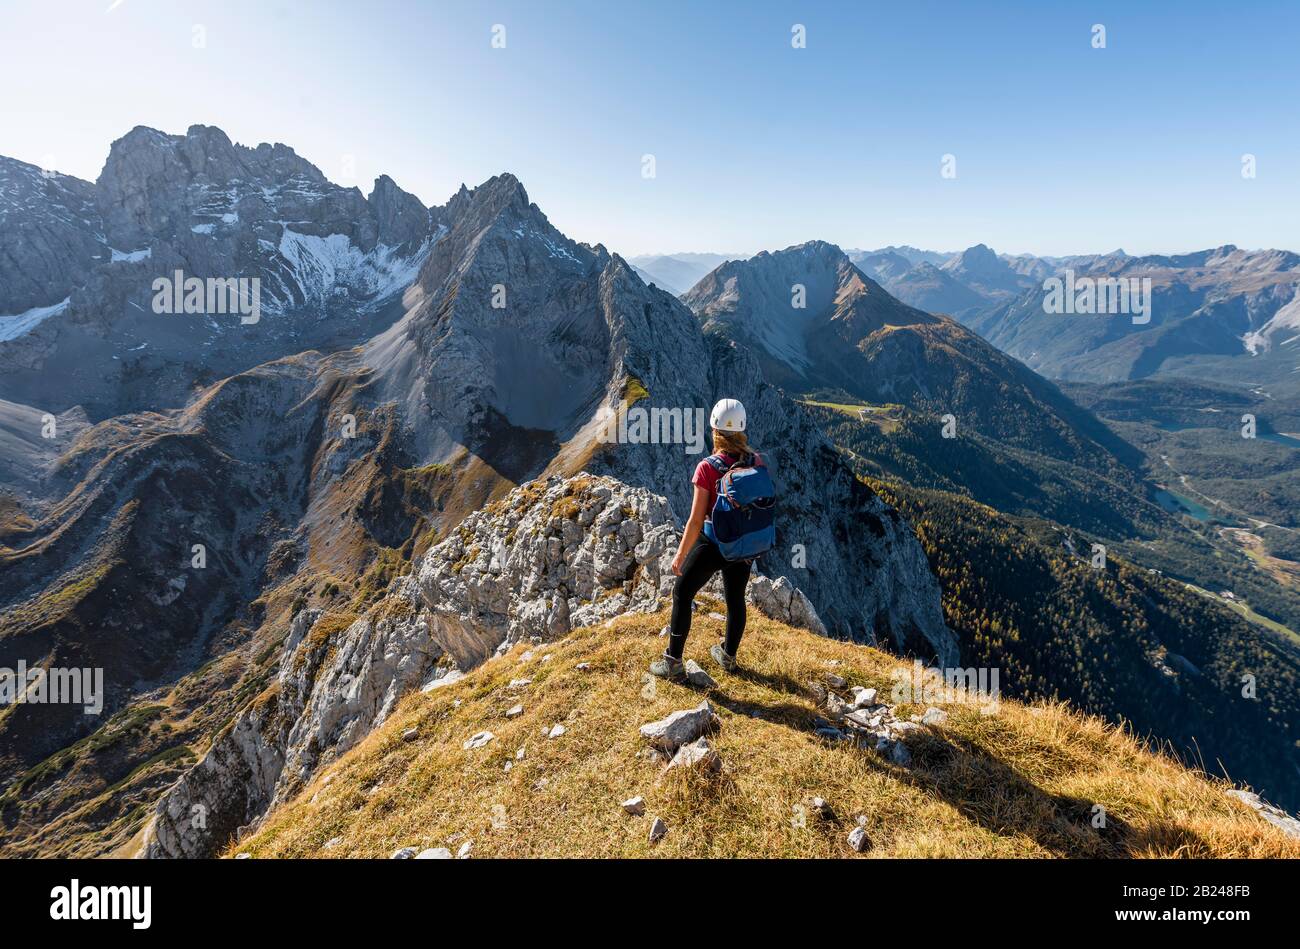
[849, 249, 914, 284]
[90, 123, 439, 262]
[697, 241, 850, 295]
[683, 235, 1126, 469]
[368, 174, 433, 252]
[765, 239, 848, 264]
[364, 172, 612, 456]
[104, 124, 322, 187]
[945, 243, 1002, 278]
[941, 243, 1026, 295]
[173, 124, 252, 177]
[96, 123, 372, 249]
[683, 240, 921, 382]
[473, 171, 532, 217]
[955, 242, 998, 267]
[411, 172, 591, 298]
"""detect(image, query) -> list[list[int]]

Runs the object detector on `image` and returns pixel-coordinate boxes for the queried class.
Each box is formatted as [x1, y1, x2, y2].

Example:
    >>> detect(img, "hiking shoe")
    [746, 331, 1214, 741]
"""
[710, 643, 738, 673]
[648, 653, 686, 680]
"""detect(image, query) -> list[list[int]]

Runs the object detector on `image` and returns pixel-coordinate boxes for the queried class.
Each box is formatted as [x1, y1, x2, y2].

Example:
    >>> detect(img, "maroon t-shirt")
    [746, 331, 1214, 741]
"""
[692, 452, 764, 517]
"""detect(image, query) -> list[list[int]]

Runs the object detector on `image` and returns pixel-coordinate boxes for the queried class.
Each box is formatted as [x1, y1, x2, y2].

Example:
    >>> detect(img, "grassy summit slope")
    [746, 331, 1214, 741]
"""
[236, 606, 1298, 859]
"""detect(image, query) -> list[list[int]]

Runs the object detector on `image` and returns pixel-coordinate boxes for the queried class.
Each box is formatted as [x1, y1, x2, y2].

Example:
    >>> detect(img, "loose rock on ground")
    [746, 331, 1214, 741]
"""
[639, 701, 720, 754]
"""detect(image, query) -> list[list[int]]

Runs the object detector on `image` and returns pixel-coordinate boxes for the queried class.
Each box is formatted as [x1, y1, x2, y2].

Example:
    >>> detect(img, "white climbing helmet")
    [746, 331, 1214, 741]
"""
[710, 398, 747, 432]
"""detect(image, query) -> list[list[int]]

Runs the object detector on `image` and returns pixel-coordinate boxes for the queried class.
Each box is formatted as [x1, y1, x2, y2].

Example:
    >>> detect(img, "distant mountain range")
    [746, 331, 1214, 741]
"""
[636, 241, 1300, 391]
[961, 246, 1300, 390]
[681, 240, 1128, 471]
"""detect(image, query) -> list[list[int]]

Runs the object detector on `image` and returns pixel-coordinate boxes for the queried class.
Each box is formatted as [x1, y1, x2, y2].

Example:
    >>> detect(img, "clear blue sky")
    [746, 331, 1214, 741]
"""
[2, 0, 1297, 258]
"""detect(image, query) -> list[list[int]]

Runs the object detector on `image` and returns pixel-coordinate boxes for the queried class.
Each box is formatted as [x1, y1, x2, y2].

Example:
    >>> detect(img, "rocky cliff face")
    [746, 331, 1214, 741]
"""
[939, 243, 1027, 298]
[140, 585, 443, 859]
[91, 125, 439, 315]
[0, 157, 103, 316]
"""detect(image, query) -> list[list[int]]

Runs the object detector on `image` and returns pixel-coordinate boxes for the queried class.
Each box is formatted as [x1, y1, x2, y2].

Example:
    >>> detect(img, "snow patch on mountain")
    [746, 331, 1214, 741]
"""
[0, 297, 70, 342]
[265, 228, 435, 313]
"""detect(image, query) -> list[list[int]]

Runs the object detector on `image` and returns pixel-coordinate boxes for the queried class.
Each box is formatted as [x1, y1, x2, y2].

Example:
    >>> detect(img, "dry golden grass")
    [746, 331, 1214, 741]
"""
[234, 606, 1300, 859]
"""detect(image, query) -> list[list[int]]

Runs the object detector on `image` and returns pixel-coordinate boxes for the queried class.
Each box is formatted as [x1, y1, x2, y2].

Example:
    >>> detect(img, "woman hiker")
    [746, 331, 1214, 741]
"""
[649, 398, 767, 680]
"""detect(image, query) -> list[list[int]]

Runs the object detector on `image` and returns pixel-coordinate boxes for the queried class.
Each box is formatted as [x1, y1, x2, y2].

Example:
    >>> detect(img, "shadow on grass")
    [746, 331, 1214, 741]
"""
[880, 731, 1212, 857]
[678, 662, 822, 731]
[645, 639, 1209, 856]
[697, 672, 1206, 856]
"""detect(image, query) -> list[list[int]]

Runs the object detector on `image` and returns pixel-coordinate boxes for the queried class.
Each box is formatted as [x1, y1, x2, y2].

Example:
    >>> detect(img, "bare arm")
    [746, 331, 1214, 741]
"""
[672, 485, 711, 575]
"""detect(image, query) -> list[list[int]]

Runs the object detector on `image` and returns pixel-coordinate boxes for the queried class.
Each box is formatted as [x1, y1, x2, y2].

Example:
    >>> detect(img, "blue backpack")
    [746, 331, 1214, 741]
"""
[702, 452, 777, 561]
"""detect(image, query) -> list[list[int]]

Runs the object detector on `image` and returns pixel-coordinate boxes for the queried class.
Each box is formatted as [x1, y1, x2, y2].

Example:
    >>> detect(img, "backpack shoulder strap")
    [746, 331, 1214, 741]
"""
[704, 453, 731, 474]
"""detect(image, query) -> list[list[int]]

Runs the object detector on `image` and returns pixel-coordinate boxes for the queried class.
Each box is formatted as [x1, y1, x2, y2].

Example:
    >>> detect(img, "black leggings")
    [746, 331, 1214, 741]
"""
[667, 536, 751, 660]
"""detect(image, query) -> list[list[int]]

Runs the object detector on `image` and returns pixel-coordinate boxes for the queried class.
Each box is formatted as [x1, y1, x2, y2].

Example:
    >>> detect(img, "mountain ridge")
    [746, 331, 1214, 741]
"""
[667, 239, 1300, 385]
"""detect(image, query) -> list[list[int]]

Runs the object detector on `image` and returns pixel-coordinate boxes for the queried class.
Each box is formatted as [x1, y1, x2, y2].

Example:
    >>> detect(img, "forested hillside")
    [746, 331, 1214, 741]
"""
[870, 478, 1300, 813]
[808, 403, 1300, 636]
